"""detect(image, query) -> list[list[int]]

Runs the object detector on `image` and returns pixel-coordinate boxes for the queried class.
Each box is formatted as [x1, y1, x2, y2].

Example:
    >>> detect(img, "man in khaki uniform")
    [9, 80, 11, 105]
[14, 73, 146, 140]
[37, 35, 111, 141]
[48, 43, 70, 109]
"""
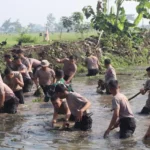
[3, 68, 24, 104]
[140, 67, 150, 114]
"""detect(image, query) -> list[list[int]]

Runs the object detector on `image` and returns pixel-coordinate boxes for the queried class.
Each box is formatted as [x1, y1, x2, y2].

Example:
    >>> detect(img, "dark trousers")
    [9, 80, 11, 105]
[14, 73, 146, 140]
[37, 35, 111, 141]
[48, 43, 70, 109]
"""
[64, 75, 74, 92]
[119, 117, 136, 139]
[74, 114, 93, 131]
[141, 106, 150, 114]
[23, 78, 33, 93]
[41, 85, 50, 95]
[64, 75, 70, 82]
[86, 69, 99, 76]
[14, 90, 24, 104]
[33, 65, 41, 75]
[0, 97, 19, 114]
[105, 85, 111, 95]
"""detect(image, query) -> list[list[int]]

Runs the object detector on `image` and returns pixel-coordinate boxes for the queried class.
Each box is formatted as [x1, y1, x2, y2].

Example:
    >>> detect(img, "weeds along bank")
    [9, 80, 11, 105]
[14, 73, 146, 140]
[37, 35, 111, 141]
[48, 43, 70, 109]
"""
[0, 31, 149, 74]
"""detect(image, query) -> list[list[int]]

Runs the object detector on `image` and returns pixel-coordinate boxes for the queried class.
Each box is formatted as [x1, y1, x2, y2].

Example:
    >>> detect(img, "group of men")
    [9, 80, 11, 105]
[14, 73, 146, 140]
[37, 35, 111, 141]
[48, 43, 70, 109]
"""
[1, 48, 150, 139]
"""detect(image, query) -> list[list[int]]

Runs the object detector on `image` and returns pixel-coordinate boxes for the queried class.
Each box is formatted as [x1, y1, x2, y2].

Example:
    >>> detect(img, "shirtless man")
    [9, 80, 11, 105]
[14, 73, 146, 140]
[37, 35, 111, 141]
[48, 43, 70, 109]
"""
[85, 50, 100, 76]
[56, 55, 77, 84]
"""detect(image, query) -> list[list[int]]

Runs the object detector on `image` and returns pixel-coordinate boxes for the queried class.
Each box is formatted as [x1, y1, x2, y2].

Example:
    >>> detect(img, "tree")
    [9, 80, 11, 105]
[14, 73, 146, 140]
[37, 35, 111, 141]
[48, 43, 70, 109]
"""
[1, 18, 11, 32]
[54, 21, 64, 39]
[61, 16, 73, 32]
[28, 23, 44, 33]
[72, 12, 84, 24]
[46, 13, 55, 32]
[11, 20, 22, 32]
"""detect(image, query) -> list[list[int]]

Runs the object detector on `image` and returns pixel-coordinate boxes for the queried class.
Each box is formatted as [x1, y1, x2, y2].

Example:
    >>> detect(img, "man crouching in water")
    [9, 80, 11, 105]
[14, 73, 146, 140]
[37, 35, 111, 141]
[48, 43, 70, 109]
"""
[0, 82, 19, 114]
[55, 84, 92, 131]
[50, 94, 71, 128]
[104, 80, 136, 139]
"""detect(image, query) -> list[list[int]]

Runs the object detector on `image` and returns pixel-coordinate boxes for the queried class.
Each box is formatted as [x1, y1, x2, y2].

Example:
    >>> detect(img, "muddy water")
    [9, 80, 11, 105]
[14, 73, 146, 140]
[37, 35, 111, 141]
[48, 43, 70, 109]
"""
[0, 74, 150, 150]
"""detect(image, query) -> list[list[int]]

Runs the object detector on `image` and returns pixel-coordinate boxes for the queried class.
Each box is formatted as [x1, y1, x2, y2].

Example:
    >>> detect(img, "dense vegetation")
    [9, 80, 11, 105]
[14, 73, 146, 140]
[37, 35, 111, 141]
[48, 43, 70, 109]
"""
[0, 0, 150, 74]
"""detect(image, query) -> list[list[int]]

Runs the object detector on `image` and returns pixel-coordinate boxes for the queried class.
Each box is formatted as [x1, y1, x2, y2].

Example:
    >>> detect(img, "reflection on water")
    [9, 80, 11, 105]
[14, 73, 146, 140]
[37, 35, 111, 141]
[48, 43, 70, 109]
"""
[0, 74, 150, 150]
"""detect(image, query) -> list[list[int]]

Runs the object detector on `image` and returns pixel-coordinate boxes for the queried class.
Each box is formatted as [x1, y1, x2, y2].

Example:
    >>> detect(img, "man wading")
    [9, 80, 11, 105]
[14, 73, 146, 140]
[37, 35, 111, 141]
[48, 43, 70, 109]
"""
[3, 68, 24, 104]
[14, 57, 33, 93]
[56, 55, 77, 84]
[104, 80, 136, 139]
[0, 82, 19, 114]
[140, 67, 150, 114]
[34, 60, 55, 95]
[104, 59, 117, 94]
[85, 50, 101, 76]
[55, 84, 92, 131]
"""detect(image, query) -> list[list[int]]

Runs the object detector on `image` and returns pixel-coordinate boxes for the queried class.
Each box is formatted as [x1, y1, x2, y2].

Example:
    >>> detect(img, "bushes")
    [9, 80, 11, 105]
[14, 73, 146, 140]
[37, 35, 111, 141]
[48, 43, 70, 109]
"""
[16, 34, 37, 43]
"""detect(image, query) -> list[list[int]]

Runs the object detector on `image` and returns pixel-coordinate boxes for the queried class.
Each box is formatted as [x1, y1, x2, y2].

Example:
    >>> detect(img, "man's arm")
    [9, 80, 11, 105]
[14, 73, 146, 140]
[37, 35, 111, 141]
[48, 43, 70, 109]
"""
[104, 107, 119, 138]
[19, 69, 26, 74]
[144, 126, 150, 139]
[56, 58, 67, 63]
[33, 71, 39, 88]
[15, 73, 24, 87]
[77, 99, 91, 121]
[0, 94, 5, 108]
[64, 102, 71, 121]
[66, 72, 76, 83]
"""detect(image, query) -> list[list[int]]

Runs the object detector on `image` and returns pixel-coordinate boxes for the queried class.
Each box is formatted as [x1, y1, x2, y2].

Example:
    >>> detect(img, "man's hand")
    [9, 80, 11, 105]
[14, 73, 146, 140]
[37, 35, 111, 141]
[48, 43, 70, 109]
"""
[104, 129, 110, 138]
[76, 110, 83, 122]
[63, 121, 70, 129]
[50, 120, 56, 127]
[65, 81, 70, 84]
[140, 88, 145, 95]
[56, 58, 60, 62]
[144, 132, 150, 140]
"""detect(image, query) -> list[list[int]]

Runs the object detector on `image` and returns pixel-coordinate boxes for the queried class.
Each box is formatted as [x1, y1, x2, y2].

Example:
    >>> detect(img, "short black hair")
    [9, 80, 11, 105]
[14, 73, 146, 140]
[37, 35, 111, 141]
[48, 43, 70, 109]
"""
[14, 56, 20, 61]
[4, 68, 12, 75]
[104, 59, 111, 65]
[51, 94, 59, 102]
[55, 84, 67, 93]
[108, 80, 118, 89]
[55, 69, 64, 78]
[16, 49, 24, 54]
[69, 55, 77, 60]
[4, 54, 11, 59]
[146, 67, 150, 72]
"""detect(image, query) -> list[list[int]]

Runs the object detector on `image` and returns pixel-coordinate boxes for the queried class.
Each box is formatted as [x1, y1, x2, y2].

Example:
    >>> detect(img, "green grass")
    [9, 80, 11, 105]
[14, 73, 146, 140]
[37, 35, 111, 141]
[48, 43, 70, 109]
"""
[0, 31, 97, 47]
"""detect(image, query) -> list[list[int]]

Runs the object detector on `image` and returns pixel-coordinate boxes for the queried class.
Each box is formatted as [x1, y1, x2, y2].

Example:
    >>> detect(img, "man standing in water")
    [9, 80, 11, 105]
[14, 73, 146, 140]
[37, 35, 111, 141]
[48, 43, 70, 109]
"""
[140, 67, 150, 114]
[16, 49, 31, 72]
[55, 84, 92, 131]
[85, 50, 101, 76]
[14, 57, 33, 93]
[4, 54, 17, 71]
[56, 55, 77, 84]
[104, 59, 117, 94]
[104, 80, 136, 139]
[3, 68, 24, 104]
[34, 60, 55, 95]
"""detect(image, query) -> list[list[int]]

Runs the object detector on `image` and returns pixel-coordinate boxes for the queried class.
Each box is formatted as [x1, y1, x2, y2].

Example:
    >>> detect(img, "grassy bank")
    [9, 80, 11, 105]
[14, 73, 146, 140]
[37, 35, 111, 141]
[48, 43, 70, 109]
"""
[0, 31, 97, 47]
